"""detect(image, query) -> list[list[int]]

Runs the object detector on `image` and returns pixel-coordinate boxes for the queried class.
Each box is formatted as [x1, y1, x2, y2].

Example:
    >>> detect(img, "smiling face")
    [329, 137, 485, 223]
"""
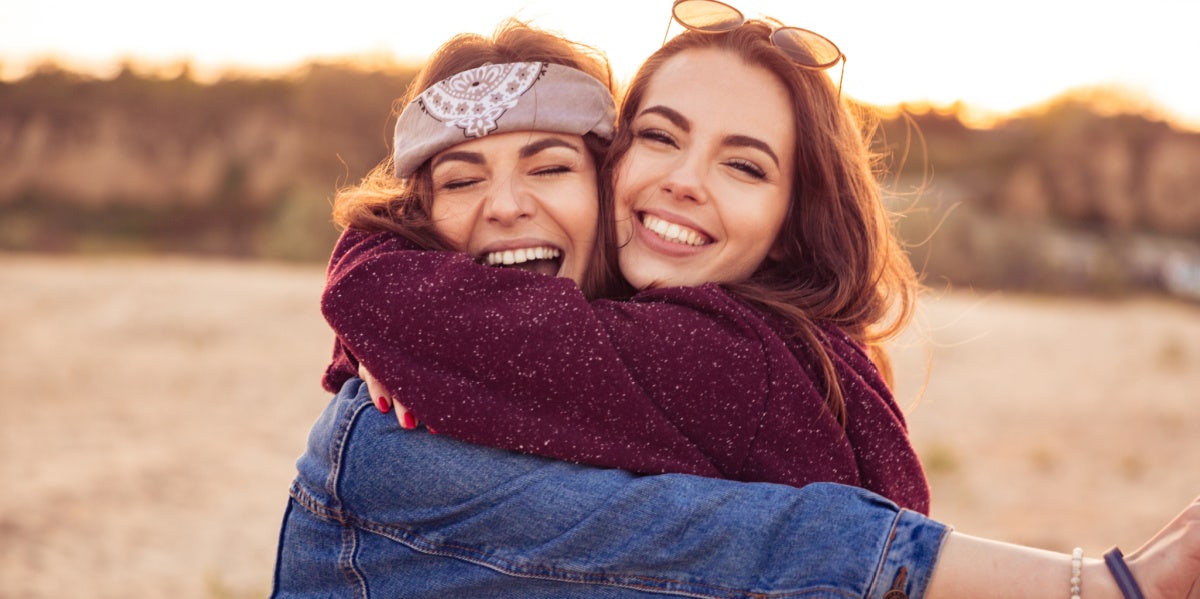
[613, 47, 795, 290]
[429, 131, 599, 285]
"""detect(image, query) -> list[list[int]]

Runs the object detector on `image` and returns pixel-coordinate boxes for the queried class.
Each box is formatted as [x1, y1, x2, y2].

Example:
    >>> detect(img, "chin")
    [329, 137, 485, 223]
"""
[623, 274, 659, 291]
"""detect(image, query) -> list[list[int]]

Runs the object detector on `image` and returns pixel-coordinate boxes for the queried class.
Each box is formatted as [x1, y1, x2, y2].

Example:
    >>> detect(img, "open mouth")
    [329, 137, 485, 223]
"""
[480, 246, 563, 277]
[640, 213, 710, 246]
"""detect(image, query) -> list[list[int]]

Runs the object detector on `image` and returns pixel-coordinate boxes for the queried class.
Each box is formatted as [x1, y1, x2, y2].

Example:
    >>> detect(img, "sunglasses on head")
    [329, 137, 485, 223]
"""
[664, 0, 846, 98]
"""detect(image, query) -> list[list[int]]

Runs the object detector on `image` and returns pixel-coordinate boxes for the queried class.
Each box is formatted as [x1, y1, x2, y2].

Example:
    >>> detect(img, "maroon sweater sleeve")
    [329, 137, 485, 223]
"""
[322, 228, 734, 477]
[321, 228, 930, 512]
[320, 229, 379, 392]
[816, 323, 930, 514]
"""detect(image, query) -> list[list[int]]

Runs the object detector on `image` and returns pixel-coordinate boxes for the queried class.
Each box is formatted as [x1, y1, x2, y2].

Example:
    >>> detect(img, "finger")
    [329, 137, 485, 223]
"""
[357, 364, 393, 413]
[396, 404, 418, 430]
[374, 394, 392, 413]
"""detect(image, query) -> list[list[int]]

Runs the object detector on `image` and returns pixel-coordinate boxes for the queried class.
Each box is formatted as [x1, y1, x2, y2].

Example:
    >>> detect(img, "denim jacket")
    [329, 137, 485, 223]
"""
[272, 378, 949, 598]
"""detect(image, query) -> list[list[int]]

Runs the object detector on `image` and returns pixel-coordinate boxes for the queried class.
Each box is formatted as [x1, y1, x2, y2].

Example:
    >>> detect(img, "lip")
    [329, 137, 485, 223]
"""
[634, 209, 712, 258]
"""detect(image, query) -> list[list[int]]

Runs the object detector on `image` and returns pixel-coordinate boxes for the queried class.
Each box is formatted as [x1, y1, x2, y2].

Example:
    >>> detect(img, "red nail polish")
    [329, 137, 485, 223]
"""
[376, 397, 390, 413]
[426, 426, 438, 435]
[401, 412, 417, 430]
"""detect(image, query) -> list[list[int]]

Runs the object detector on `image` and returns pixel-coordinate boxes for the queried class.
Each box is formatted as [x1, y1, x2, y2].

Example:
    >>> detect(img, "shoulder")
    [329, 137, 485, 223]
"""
[628, 283, 760, 316]
[814, 320, 874, 363]
[615, 284, 773, 331]
[330, 227, 423, 261]
[600, 284, 779, 356]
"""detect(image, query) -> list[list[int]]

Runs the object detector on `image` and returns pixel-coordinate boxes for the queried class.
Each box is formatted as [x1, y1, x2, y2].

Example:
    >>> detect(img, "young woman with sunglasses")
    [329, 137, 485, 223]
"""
[275, 7, 1200, 599]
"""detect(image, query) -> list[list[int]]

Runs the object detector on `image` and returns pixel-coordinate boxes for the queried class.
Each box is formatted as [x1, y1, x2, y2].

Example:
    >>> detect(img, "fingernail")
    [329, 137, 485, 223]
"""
[375, 397, 391, 413]
[426, 426, 438, 435]
[401, 412, 417, 430]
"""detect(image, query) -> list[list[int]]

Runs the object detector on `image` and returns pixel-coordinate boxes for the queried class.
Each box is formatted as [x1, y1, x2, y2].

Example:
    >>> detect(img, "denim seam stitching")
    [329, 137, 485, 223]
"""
[864, 508, 903, 598]
[919, 521, 954, 599]
[339, 522, 368, 599]
[326, 393, 374, 511]
[350, 516, 855, 599]
[288, 480, 347, 523]
[335, 387, 372, 597]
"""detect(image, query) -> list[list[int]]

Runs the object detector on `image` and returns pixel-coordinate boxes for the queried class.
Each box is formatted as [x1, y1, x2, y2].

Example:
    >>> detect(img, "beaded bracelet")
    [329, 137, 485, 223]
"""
[1070, 547, 1083, 599]
[1103, 547, 1146, 599]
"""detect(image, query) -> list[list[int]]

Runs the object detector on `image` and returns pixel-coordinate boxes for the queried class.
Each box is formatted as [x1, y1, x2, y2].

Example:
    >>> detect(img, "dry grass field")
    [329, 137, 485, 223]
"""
[2, 253, 1198, 598]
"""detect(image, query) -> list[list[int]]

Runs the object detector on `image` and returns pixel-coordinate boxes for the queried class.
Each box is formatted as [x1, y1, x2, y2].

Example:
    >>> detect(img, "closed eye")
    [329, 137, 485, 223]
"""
[440, 178, 481, 191]
[531, 165, 573, 177]
[635, 128, 678, 148]
[725, 158, 766, 180]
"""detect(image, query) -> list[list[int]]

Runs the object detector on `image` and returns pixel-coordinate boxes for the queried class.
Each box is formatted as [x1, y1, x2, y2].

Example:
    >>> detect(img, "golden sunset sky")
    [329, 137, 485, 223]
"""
[2, 0, 1198, 129]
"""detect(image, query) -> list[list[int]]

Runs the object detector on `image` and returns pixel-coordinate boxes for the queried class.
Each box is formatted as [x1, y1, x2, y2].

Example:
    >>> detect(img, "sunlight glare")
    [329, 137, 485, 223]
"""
[1, 0, 1196, 130]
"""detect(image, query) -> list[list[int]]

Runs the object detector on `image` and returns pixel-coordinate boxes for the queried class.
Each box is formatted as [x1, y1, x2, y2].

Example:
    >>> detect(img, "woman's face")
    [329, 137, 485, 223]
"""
[613, 47, 795, 290]
[430, 131, 599, 285]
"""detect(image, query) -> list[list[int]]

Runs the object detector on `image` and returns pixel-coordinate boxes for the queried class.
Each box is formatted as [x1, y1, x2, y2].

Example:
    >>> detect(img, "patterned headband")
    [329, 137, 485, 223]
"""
[392, 62, 616, 177]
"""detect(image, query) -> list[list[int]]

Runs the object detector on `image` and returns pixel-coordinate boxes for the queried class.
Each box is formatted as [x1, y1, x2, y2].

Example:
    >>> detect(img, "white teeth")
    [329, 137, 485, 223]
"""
[483, 246, 562, 266]
[643, 214, 706, 246]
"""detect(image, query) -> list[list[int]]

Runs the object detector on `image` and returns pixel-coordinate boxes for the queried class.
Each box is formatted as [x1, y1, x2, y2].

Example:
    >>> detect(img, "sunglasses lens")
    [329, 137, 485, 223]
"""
[772, 27, 842, 68]
[673, 0, 743, 32]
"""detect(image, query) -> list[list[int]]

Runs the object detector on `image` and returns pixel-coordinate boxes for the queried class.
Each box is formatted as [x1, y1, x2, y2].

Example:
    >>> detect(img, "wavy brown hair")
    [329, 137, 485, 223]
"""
[601, 22, 918, 425]
[331, 19, 622, 297]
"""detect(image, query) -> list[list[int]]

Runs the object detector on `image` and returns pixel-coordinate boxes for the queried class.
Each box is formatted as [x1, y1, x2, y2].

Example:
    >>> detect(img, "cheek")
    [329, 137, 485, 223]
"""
[430, 199, 475, 251]
[611, 194, 636, 244]
[728, 192, 789, 260]
[756, 201, 791, 261]
[761, 201, 790, 240]
[569, 203, 599, 254]
[612, 151, 651, 210]
[610, 174, 642, 240]
[554, 184, 600, 252]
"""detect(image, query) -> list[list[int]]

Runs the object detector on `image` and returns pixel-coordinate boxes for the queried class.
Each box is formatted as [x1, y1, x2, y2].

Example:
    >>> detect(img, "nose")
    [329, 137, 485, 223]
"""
[482, 175, 534, 225]
[660, 151, 707, 205]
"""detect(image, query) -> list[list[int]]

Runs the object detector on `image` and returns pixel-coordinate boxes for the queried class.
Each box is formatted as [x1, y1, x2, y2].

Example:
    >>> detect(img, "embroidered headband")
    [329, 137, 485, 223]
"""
[392, 62, 617, 177]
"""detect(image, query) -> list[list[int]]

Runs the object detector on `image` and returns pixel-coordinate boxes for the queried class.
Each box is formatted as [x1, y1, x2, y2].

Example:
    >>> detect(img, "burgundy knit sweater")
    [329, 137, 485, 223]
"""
[322, 228, 930, 513]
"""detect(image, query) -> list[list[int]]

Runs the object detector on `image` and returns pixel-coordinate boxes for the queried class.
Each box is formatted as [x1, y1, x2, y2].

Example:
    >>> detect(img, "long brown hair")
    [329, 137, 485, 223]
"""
[331, 19, 622, 297]
[602, 22, 918, 424]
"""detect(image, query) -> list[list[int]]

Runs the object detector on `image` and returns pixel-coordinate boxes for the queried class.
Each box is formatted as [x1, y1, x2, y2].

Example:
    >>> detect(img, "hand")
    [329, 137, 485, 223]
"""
[1125, 495, 1200, 598]
[358, 364, 426, 431]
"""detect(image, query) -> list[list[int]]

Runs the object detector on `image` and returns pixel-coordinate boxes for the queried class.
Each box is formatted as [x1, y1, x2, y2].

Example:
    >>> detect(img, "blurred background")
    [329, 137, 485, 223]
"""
[1, 1, 1198, 597]
[2, 0, 1198, 294]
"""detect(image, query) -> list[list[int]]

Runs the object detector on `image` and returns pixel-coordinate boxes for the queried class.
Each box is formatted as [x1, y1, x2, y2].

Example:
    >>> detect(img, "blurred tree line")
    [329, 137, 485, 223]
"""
[0, 60, 417, 262]
[1, 61, 1198, 297]
[873, 96, 1200, 297]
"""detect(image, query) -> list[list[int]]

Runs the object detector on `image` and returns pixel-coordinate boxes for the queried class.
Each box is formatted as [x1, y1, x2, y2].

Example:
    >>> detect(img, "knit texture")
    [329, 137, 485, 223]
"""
[322, 228, 930, 513]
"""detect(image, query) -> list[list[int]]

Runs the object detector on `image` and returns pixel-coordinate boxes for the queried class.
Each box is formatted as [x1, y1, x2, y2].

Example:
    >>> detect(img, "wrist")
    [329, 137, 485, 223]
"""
[1081, 558, 1121, 599]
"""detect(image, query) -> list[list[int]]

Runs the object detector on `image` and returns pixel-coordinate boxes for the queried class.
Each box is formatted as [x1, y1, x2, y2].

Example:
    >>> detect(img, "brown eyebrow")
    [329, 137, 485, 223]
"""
[431, 150, 484, 170]
[638, 105, 691, 133]
[519, 136, 583, 159]
[723, 134, 780, 167]
[431, 136, 582, 170]
[638, 105, 780, 167]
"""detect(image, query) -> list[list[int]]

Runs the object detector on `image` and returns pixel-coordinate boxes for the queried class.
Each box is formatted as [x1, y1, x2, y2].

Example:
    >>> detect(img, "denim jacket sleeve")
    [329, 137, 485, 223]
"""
[276, 378, 950, 599]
